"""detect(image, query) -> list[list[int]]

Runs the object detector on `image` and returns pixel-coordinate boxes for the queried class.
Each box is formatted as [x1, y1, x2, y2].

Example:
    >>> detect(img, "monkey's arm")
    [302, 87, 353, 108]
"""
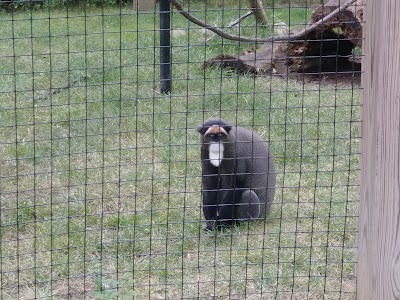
[202, 169, 236, 230]
[213, 172, 237, 228]
[201, 169, 219, 230]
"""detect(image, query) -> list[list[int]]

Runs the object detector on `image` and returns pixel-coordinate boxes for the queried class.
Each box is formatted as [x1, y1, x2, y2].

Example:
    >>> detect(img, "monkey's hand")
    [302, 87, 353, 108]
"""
[204, 220, 216, 231]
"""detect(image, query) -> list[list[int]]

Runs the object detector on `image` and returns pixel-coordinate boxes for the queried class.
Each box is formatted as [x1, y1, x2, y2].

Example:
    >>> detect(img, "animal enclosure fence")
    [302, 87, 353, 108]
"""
[0, 0, 363, 299]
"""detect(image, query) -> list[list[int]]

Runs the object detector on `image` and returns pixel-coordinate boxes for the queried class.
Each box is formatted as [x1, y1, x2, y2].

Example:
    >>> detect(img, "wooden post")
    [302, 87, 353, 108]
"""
[358, 0, 400, 299]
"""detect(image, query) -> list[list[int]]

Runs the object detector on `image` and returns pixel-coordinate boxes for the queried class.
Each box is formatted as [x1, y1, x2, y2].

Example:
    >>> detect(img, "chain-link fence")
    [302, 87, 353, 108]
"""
[0, 0, 361, 298]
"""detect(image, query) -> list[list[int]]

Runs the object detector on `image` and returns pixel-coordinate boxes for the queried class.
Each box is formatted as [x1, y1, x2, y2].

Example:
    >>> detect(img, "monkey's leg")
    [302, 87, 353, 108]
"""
[235, 189, 261, 221]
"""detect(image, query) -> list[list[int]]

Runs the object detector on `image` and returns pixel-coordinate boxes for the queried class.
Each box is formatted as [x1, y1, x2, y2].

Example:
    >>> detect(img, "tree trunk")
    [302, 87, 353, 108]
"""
[248, 0, 268, 25]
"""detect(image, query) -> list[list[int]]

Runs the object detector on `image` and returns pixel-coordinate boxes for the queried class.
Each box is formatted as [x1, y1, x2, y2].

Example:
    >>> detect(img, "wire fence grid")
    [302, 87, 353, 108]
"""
[0, 0, 361, 299]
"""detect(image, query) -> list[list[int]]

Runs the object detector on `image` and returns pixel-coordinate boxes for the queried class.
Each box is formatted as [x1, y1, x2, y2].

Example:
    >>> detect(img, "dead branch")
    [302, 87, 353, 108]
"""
[227, 10, 253, 28]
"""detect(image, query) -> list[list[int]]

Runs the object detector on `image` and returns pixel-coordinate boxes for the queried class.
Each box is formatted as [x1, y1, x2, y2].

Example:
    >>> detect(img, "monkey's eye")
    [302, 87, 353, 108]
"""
[207, 133, 225, 139]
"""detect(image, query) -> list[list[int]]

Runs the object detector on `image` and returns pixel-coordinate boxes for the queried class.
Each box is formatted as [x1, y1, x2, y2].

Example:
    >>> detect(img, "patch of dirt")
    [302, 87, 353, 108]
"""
[287, 69, 361, 87]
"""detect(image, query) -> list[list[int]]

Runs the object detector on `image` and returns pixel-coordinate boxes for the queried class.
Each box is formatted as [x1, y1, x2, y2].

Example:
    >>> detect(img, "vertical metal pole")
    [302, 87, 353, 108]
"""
[160, 0, 171, 94]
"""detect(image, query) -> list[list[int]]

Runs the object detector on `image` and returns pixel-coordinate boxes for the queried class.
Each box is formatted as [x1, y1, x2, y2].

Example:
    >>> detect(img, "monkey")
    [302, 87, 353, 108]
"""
[197, 118, 276, 231]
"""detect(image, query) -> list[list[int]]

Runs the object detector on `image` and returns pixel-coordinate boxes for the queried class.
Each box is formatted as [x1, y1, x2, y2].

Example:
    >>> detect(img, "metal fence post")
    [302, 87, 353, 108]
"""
[160, 0, 171, 94]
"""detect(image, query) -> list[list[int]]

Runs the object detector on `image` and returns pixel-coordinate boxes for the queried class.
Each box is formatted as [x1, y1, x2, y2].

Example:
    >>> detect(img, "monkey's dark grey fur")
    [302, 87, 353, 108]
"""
[197, 118, 276, 231]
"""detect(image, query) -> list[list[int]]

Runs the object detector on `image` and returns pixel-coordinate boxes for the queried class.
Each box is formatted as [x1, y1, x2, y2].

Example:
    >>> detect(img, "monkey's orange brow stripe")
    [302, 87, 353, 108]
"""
[204, 125, 227, 136]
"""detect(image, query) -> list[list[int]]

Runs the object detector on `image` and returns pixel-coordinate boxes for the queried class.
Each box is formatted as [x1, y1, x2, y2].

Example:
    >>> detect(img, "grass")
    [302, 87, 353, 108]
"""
[0, 3, 359, 300]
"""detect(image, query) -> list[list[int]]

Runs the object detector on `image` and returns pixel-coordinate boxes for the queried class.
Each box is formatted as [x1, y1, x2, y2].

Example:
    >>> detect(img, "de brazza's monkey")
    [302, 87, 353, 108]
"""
[197, 118, 276, 231]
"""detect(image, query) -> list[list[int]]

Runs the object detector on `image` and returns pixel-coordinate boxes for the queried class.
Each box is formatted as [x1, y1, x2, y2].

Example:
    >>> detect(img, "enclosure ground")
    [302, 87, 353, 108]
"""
[0, 5, 359, 299]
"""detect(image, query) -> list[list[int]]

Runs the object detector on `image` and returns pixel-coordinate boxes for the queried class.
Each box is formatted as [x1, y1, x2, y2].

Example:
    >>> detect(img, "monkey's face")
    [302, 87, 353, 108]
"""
[203, 125, 228, 167]
[197, 119, 233, 167]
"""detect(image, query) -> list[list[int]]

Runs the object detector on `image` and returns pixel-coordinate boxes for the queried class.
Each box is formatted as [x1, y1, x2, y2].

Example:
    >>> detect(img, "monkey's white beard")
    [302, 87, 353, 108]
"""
[209, 142, 224, 167]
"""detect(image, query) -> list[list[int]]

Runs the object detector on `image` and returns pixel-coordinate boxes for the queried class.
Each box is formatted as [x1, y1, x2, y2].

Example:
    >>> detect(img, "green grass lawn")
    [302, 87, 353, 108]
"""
[0, 4, 359, 299]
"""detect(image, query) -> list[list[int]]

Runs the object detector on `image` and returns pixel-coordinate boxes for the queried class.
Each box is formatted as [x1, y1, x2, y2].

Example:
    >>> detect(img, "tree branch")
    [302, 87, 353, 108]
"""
[169, 0, 358, 43]
[227, 10, 253, 28]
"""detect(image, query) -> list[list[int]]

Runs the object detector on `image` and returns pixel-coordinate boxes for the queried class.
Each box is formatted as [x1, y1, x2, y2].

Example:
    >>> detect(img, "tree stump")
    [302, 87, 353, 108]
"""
[204, 0, 364, 79]
[310, 0, 364, 47]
